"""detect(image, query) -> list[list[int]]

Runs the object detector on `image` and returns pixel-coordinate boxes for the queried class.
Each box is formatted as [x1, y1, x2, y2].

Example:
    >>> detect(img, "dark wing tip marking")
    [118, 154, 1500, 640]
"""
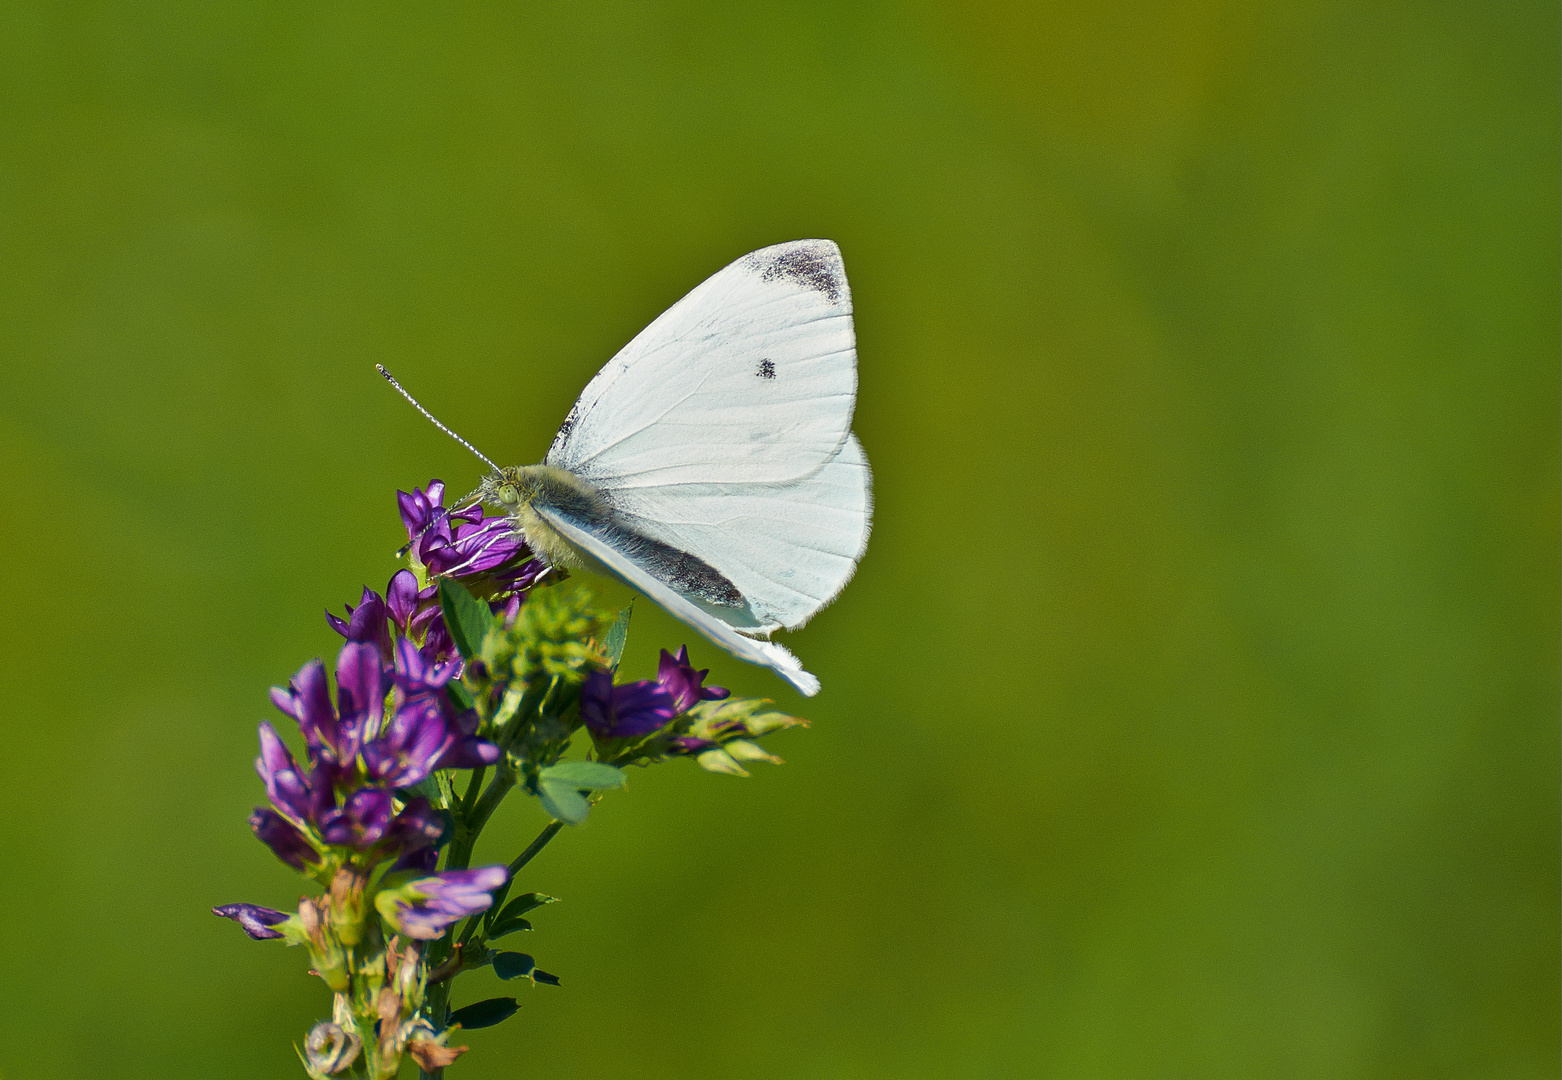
[744, 240, 844, 303]
[555, 406, 579, 444]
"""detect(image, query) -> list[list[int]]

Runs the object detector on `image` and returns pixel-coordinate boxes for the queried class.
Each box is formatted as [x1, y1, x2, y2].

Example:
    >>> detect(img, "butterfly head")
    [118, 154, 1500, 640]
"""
[475, 466, 528, 514]
[476, 465, 612, 571]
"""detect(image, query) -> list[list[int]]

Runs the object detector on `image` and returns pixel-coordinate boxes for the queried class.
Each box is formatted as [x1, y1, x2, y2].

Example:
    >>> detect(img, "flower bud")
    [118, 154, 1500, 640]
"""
[695, 747, 748, 776]
[724, 739, 782, 764]
[376, 986, 404, 1030]
[211, 903, 292, 940]
[299, 896, 350, 991]
[328, 866, 370, 946]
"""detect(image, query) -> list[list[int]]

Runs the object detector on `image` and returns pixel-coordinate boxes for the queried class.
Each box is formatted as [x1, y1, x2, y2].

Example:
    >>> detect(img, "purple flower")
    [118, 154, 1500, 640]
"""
[397, 480, 455, 539]
[489, 555, 550, 594]
[385, 569, 436, 635]
[580, 670, 678, 738]
[255, 722, 334, 828]
[385, 797, 446, 857]
[318, 787, 394, 849]
[326, 586, 393, 662]
[377, 866, 508, 941]
[269, 643, 388, 766]
[391, 845, 440, 874]
[357, 641, 498, 785]
[419, 617, 459, 665]
[393, 636, 498, 767]
[399, 482, 517, 574]
[433, 703, 501, 769]
[391, 636, 459, 699]
[656, 646, 730, 713]
[250, 807, 319, 870]
[213, 903, 291, 940]
[361, 698, 456, 789]
[333, 642, 388, 753]
[419, 514, 524, 577]
[398, 479, 546, 586]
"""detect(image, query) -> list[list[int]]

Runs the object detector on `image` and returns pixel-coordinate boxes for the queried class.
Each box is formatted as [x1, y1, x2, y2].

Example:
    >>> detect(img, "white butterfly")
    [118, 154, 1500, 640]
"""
[384, 240, 871, 696]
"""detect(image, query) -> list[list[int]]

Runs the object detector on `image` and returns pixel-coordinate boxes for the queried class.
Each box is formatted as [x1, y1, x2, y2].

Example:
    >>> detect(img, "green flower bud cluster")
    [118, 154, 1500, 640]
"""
[482, 585, 613, 689]
[679, 697, 810, 776]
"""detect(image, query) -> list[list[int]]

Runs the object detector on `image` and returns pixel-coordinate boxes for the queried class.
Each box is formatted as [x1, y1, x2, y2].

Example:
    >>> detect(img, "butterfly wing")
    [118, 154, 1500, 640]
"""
[547, 239, 857, 489]
[530, 502, 823, 697]
[607, 433, 872, 633]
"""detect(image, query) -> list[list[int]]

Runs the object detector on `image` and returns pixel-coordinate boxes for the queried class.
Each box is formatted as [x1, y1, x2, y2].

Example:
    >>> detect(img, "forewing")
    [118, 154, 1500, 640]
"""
[547, 240, 856, 488]
[531, 504, 822, 697]
[608, 434, 872, 632]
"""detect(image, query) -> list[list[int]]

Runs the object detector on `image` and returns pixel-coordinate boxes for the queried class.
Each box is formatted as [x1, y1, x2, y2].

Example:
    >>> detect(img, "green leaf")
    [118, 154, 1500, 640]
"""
[601, 603, 632, 669]
[492, 952, 536, 980]
[438, 578, 494, 661]
[488, 916, 532, 939]
[539, 762, 625, 790]
[485, 890, 555, 937]
[448, 997, 518, 1030]
[491, 952, 561, 986]
[537, 781, 590, 825]
[496, 893, 557, 921]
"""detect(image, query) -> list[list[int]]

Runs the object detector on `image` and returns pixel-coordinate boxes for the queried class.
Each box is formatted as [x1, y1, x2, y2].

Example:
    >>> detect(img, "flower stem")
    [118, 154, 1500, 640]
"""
[507, 820, 564, 878]
[458, 764, 487, 818]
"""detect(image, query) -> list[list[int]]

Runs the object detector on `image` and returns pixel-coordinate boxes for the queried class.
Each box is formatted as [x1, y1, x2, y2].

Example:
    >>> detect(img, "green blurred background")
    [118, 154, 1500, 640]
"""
[0, 1, 1556, 1077]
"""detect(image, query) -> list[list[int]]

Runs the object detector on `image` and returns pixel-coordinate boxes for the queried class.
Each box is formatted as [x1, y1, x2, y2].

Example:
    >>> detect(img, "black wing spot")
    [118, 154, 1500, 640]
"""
[749, 242, 842, 302]
[757, 358, 776, 379]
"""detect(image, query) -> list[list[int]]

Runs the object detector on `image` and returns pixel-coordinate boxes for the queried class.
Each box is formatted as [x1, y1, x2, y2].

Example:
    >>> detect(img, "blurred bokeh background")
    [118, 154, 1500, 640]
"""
[0, 1, 1555, 1077]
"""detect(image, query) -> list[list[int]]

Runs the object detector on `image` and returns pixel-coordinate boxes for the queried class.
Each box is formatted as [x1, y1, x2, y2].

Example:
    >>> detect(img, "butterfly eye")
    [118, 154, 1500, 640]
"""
[497, 484, 519, 506]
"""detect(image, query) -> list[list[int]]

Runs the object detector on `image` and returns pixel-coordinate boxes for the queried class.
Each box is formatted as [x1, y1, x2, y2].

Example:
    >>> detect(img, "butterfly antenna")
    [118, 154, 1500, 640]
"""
[376, 364, 501, 473]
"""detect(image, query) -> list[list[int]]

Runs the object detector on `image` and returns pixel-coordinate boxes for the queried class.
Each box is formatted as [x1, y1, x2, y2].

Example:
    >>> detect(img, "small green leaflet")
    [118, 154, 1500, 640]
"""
[495, 893, 557, 921]
[448, 997, 518, 1030]
[536, 762, 624, 825]
[493, 952, 561, 986]
[537, 783, 590, 825]
[492, 952, 534, 979]
[438, 578, 494, 661]
[487, 892, 555, 939]
[539, 762, 625, 789]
